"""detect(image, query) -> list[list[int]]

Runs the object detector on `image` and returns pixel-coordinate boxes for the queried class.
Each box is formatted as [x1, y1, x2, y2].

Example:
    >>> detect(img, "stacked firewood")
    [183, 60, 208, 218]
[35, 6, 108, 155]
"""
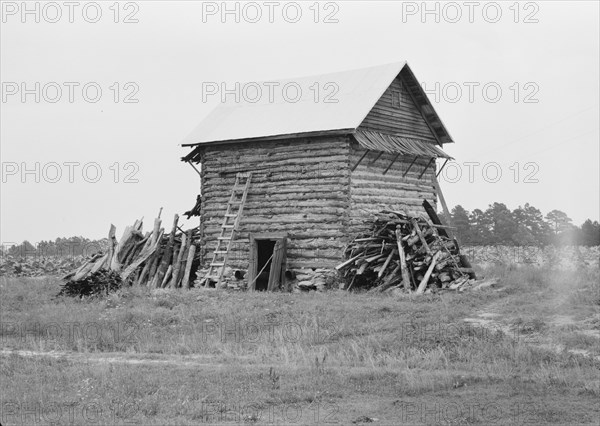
[336, 210, 475, 293]
[61, 212, 200, 293]
[58, 269, 122, 297]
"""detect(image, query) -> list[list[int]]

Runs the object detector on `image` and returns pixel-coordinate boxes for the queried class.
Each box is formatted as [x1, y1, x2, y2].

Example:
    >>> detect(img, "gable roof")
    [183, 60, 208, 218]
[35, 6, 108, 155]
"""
[181, 61, 453, 147]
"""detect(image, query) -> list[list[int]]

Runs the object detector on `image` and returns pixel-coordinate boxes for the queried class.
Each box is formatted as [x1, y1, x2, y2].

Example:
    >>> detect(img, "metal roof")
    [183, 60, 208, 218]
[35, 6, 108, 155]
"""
[182, 61, 453, 147]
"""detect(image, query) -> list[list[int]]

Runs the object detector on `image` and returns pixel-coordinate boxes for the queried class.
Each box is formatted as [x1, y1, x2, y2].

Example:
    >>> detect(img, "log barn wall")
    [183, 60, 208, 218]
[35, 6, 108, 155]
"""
[348, 141, 437, 237]
[199, 135, 352, 276]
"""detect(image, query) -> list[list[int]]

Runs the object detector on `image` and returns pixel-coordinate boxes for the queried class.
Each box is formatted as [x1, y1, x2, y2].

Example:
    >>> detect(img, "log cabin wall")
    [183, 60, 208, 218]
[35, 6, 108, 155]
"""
[348, 143, 438, 237]
[347, 74, 440, 236]
[199, 135, 351, 280]
[360, 76, 438, 143]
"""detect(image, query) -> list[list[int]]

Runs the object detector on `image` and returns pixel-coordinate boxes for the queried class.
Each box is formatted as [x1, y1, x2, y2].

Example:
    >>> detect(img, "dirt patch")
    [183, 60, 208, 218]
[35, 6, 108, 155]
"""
[464, 310, 600, 360]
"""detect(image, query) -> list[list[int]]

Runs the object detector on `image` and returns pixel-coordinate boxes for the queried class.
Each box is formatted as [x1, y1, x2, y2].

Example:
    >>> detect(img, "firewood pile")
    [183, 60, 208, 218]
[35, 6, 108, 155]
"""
[60, 212, 200, 296]
[336, 209, 476, 294]
[58, 269, 122, 297]
[0, 256, 86, 277]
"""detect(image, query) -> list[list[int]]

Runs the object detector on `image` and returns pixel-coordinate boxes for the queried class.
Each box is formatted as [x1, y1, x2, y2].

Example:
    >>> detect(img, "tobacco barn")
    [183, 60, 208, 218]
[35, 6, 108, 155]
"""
[182, 61, 454, 291]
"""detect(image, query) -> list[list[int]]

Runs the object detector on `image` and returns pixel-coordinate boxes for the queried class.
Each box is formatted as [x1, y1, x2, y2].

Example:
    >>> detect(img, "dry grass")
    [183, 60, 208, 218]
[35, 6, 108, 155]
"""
[1, 265, 599, 425]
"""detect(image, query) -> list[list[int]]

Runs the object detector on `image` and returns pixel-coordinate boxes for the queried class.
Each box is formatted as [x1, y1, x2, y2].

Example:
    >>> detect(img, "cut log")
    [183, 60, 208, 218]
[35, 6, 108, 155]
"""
[335, 253, 363, 271]
[411, 218, 432, 255]
[182, 244, 196, 289]
[153, 214, 179, 288]
[120, 229, 163, 281]
[416, 251, 441, 294]
[161, 265, 173, 288]
[377, 250, 395, 279]
[395, 227, 411, 290]
[169, 235, 187, 288]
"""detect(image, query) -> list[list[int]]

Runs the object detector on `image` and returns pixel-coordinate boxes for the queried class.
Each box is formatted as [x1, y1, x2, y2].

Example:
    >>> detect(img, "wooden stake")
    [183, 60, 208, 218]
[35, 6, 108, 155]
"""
[153, 214, 178, 288]
[170, 234, 187, 288]
[161, 265, 173, 288]
[182, 245, 196, 289]
[106, 224, 117, 270]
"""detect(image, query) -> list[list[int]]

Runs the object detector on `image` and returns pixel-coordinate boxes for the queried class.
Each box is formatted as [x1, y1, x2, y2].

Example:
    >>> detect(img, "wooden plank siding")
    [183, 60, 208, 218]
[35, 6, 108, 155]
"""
[198, 136, 352, 273]
[348, 141, 437, 237]
[359, 76, 437, 142]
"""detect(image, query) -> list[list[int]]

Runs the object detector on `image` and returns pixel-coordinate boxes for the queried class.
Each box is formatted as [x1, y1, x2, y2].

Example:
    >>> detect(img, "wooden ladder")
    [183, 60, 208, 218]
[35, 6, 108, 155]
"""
[204, 172, 252, 288]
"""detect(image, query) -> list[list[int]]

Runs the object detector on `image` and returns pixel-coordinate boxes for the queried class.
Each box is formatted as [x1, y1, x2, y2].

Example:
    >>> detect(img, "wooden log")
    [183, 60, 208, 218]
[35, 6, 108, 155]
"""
[176, 230, 192, 288]
[431, 179, 454, 240]
[377, 250, 395, 279]
[422, 199, 450, 239]
[120, 230, 146, 265]
[136, 258, 152, 286]
[169, 236, 187, 288]
[406, 234, 420, 246]
[110, 225, 135, 272]
[356, 262, 368, 275]
[90, 253, 108, 274]
[153, 214, 178, 288]
[71, 253, 102, 281]
[416, 252, 441, 294]
[411, 218, 432, 255]
[335, 253, 362, 271]
[182, 244, 196, 289]
[152, 217, 162, 244]
[365, 254, 385, 263]
[141, 223, 164, 284]
[106, 224, 117, 269]
[161, 265, 173, 288]
[121, 229, 163, 281]
[147, 242, 163, 285]
[395, 227, 411, 289]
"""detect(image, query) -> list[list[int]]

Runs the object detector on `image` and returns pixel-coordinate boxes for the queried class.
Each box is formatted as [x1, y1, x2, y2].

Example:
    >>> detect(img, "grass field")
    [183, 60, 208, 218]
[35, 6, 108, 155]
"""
[1, 265, 599, 425]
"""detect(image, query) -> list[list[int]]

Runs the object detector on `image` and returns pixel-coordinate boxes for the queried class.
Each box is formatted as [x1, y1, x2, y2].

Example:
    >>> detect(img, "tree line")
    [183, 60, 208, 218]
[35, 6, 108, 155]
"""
[2, 236, 108, 258]
[2, 204, 599, 258]
[449, 203, 600, 246]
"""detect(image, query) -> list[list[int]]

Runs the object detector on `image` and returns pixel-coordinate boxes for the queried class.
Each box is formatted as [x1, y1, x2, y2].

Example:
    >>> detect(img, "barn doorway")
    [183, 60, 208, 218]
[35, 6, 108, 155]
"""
[248, 234, 287, 292]
[255, 239, 276, 291]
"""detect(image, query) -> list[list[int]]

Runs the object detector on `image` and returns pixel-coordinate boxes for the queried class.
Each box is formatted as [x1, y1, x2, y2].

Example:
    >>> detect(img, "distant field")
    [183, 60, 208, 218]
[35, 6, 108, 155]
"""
[1, 265, 599, 425]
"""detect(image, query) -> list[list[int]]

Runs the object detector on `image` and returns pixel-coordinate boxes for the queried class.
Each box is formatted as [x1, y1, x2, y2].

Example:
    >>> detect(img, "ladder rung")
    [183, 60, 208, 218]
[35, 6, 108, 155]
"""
[206, 172, 251, 288]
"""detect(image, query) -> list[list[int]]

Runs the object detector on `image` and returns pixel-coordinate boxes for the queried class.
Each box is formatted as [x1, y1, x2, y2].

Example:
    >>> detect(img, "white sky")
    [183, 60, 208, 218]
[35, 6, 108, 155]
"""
[1, 1, 599, 244]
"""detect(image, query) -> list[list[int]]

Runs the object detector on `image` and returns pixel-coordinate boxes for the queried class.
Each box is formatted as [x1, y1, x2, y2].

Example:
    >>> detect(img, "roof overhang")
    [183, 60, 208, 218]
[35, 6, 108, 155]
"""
[182, 129, 353, 163]
[353, 129, 452, 159]
[182, 128, 452, 164]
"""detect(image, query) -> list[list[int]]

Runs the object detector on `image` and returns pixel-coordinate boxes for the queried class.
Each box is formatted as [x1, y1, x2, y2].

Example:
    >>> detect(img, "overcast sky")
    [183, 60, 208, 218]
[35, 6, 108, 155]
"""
[1, 1, 598, 244]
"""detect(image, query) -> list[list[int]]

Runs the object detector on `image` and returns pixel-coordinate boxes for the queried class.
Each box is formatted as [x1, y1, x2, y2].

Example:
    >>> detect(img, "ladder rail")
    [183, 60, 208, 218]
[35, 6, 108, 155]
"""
[205, 172, 252, 287]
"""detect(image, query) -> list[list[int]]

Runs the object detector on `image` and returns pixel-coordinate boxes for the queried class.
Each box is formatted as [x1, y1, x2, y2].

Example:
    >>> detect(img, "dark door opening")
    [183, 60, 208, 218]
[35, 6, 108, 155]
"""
[248, 234, 287, 292]
[255, 239, 276, 291]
